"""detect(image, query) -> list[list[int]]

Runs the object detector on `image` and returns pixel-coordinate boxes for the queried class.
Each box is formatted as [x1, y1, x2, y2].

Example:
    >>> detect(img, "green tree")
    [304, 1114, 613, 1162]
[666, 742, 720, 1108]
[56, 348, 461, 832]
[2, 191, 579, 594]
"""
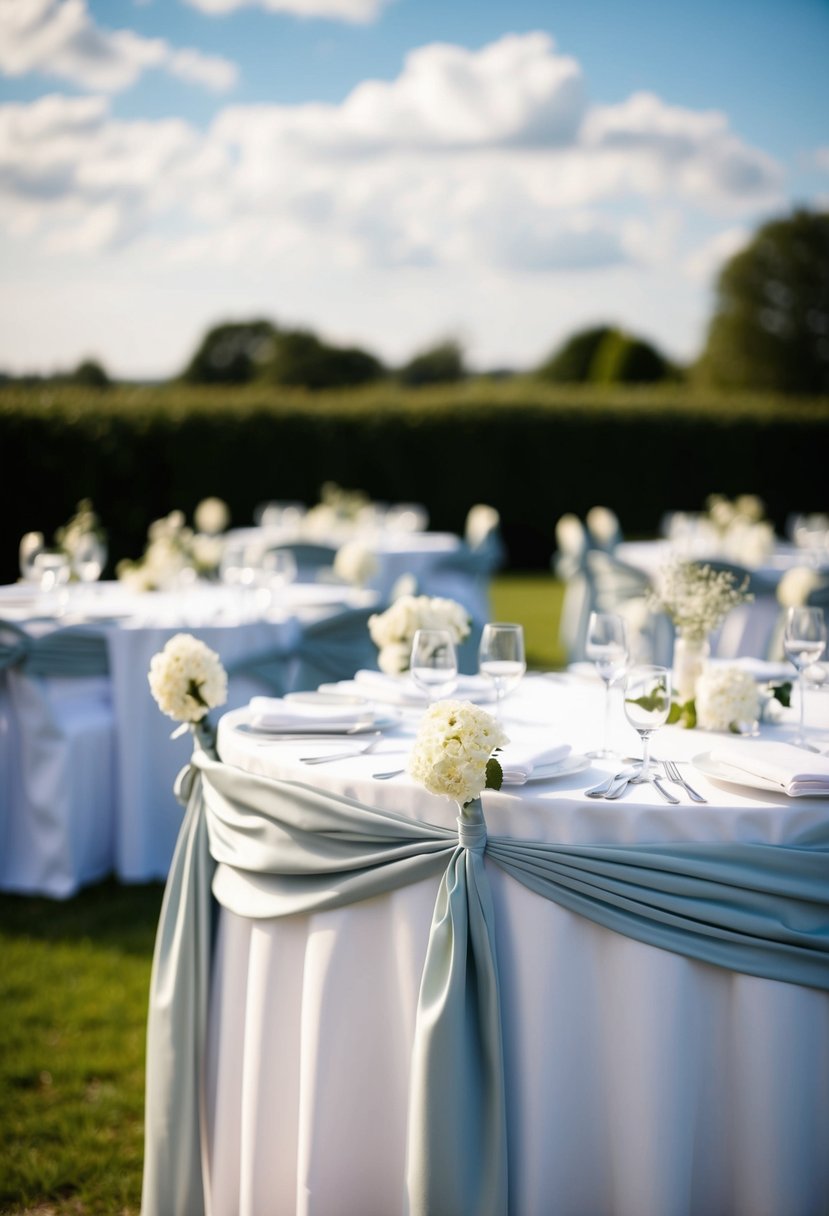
[398, 339, 466, 386]
[590, 330, 672, 384]
[697, 209, 829, 395]
[180, 319, 278, 384]
[535, 325, 616, 382]
[67, 358, 110, 387]
[263, 329, 385, 390]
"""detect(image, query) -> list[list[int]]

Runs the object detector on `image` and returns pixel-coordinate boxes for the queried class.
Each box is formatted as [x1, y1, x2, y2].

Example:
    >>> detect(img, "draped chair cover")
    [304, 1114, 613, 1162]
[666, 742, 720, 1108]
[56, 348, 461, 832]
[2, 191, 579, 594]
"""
[697, 560, 783, 660]
[225, 607, 379, 695]
[551, 517, 592, 663]
[584, 550, 674, 666]
[141, 746, 829, 1216]
[0, 619, 114, 896]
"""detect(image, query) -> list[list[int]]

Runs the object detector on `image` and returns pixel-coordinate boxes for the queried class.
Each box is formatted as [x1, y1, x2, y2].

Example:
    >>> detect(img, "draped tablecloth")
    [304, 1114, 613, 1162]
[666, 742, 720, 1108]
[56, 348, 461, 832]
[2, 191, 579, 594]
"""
[142, 675, 829, 1216]
[0, 581, 378, 895]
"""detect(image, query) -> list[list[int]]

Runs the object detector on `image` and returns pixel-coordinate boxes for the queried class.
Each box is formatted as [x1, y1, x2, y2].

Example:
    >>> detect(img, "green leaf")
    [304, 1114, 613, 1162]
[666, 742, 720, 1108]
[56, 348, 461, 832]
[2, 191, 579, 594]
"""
[771, 681, 792, 708]
[625, 692, 669, 713]
[668, 698, 697, 728]
[485, 757, 503, 791]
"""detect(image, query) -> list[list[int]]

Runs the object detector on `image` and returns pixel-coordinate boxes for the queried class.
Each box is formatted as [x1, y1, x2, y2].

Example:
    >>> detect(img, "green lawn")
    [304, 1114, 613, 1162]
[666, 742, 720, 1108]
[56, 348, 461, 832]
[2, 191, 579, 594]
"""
[0, 574, 564, 1215]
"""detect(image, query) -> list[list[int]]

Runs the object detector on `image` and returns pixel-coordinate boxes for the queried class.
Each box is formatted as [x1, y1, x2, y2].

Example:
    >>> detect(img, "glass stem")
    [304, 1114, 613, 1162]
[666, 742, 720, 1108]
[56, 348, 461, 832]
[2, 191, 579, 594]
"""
[799, 668, 807, 741]
[640, 731, 652, 778]
[603, 679, 612, 754]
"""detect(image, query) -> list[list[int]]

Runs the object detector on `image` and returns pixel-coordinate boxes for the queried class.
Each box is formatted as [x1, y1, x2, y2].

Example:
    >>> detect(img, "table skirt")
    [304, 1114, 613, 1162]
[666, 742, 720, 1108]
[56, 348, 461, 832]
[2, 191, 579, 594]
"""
[206, 867, 829, 1216]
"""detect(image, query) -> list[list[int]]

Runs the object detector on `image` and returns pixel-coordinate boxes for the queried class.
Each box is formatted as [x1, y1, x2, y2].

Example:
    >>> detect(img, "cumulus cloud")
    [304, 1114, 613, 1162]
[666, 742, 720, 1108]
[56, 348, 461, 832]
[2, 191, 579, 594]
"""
[0, 0, 237, 93]
[0, 32, 783, 274]
[183, 0, 389, 22]
[683, 227, 750, 282]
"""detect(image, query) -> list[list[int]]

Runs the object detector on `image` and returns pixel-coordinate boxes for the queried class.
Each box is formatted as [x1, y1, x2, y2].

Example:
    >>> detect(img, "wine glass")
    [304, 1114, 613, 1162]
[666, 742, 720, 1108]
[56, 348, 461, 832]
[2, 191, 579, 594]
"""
[478, 623, 526, 719]
[19, 531, 45, 583]
[783, 607, 827, 747]
[410, 629, 458, 702]
[585, 612, 629, 759]
[622, 665, 672, 783]
[71, 531, 108, 586]
[32, 549, 71, 615]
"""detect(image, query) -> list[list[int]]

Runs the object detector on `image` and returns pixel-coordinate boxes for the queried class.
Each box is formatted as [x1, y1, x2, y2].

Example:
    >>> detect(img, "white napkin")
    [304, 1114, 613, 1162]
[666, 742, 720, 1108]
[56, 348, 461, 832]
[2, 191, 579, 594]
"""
[351, 669, 496, 706]
[497, 736, 572, 785]
[709, 739, 829, 797]
[247, 696, 372, 731]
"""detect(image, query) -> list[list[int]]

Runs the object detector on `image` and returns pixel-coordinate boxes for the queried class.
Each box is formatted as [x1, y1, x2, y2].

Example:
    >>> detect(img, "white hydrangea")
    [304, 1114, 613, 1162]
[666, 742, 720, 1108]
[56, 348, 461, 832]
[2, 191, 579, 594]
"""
[777, 566, 824, 608]
[466, 504, 500, 549]
[194, 497, 230, 535]
[407, 700, 509, 806]
[368, 595, 470, 671]
[333, 541, 379, 586]
[148, 633, 228, 723]
[695, 666, 760, 733]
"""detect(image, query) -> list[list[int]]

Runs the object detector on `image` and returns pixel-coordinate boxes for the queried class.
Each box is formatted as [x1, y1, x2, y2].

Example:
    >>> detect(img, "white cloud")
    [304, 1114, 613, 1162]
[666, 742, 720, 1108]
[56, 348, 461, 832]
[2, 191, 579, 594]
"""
[0, 32, 784, 282]
[183, 0, 389, 23]
[812, 147, 829, 174]
[0, 0, 237, 93]
[683, 227, 750, 282]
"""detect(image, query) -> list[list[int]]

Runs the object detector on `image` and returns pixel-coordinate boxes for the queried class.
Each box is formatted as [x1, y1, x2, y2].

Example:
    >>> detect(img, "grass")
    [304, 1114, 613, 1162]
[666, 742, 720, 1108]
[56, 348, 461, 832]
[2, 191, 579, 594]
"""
[0, 574, 564, 1215]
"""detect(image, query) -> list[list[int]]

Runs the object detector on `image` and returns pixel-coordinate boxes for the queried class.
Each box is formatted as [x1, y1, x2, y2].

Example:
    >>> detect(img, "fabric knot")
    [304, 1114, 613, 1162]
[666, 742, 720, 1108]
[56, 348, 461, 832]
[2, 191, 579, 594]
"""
[457, 813, 487, 853]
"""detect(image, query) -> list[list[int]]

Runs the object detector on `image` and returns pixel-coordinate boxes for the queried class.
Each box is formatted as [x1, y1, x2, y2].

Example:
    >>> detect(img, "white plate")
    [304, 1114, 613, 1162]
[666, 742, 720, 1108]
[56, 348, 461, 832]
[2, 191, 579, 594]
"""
[507, 753, 591, 784]
[691, 751, 785, 794]
[237, 711, 398, 737]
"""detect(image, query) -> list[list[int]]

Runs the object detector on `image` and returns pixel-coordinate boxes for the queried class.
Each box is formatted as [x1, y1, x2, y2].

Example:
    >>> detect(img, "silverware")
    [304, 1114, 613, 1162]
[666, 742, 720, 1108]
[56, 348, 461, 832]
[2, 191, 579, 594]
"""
[662, 759, 707, 803]
[372, 768, 406, 780]
[651, 775, 680, 804]
[585, 766, 640, 798]
[603, 776, 633, 800]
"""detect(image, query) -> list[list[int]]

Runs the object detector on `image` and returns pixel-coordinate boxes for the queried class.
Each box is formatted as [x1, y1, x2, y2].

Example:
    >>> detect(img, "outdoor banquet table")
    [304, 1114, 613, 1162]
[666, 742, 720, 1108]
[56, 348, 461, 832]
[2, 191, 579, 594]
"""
[142, 670, 829, 1216]
[0, 578, 379, 895]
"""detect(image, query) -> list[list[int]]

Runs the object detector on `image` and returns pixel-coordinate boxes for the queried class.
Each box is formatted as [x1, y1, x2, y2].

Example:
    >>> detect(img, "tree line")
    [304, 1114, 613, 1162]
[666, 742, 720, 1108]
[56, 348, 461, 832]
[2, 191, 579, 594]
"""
[4, 207, 827, 396]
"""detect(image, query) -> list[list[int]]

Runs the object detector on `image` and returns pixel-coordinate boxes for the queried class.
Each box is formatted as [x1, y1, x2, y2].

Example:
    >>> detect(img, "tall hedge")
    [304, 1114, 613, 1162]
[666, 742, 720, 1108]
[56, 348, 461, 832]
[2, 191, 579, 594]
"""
[2, 380, 827, 583]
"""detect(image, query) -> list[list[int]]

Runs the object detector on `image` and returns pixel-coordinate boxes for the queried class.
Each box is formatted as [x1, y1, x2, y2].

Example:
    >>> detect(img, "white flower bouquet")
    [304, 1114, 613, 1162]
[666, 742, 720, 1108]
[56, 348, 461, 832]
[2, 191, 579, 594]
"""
[368, 594, 471, 675]
[407, 699, 508, 807]
[333, 541, 379, 587]
[648, 558, 752, 642]
[694, 666, 760, 733]
[148, 633, 228, 742]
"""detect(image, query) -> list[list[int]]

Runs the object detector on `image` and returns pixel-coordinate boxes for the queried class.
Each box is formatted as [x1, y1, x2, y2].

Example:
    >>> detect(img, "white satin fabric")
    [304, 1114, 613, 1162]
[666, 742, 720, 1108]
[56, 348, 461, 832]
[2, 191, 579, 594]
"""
[207, 676, 829, 1216]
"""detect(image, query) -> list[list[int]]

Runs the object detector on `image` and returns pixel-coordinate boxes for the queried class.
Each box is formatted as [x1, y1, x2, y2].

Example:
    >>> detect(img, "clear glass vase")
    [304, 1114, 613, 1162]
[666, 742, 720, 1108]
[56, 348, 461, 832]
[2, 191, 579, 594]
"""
[672, 632, 710, 703]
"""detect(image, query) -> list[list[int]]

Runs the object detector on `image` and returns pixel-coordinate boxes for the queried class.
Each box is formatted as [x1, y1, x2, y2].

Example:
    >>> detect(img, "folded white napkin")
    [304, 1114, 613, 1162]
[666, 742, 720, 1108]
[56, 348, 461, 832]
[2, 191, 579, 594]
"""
[352, 669, 496, 706]
[709, 739, 829, 797]
[497, 736, 572, 784]
[247, 696, 372, 731]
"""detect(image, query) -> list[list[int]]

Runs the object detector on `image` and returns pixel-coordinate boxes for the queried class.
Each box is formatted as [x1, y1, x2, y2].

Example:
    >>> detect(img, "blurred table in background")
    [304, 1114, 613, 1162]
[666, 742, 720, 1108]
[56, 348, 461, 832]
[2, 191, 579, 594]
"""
[0, 579, 379, 897]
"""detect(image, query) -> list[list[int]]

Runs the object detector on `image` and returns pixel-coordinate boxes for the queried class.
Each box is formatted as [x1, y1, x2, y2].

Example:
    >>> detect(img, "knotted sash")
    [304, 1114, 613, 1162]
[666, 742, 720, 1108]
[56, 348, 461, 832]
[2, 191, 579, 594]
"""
[141, 749, 829, 1216]
[0, 618, 109, 677]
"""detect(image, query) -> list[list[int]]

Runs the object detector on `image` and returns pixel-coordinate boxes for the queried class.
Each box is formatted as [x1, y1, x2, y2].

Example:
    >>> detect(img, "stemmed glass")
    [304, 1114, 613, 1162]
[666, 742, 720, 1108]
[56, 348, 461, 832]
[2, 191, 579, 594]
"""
[622, 665, 672, 783]
[71, 531, 108, 586]
[478, 623, 526, 719]
[19, 532, 45, 583]
[410, 629, 458, 702]
[585, 611, 629, 759]
[32, 549, 71, 615]
[783, 607, 827, 748]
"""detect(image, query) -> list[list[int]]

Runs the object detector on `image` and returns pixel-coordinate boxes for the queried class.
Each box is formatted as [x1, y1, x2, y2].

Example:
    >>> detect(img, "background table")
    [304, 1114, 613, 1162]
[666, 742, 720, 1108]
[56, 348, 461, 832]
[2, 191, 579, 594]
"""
[201, 674, 829, 1216]
[0, 579, 379, 895]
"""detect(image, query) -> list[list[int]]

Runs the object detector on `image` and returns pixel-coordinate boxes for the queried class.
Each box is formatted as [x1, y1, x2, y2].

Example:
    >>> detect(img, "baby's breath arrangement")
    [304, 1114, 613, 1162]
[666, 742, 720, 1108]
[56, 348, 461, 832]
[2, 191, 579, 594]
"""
[648, 559, 752, 642]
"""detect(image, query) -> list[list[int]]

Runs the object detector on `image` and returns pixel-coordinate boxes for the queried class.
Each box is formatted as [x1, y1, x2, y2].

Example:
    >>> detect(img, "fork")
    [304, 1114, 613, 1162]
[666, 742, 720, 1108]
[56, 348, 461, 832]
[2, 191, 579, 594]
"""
[662, 759, 707, 803]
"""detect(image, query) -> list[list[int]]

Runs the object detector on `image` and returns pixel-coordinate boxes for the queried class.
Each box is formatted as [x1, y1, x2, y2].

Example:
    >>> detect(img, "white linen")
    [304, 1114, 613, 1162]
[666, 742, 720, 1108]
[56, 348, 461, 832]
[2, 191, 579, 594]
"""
[349, 668, 495, 705]
[210, 675, 829, 1216]
[708, 738, 829, 796]
[247, 695, 372, 731]
[496, 734, 571, 783]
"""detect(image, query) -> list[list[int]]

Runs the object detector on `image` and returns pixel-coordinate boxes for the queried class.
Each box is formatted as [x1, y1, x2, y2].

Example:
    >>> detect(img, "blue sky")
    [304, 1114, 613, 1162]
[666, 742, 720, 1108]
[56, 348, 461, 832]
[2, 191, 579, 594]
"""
[0, 0, 827, 379]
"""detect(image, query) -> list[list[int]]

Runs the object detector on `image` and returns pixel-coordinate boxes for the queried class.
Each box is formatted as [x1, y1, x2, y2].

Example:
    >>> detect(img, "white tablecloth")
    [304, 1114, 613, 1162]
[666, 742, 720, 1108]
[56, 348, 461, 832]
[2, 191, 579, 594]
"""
[0, 580, 379, 895]
[207, 674, 829, 1216]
